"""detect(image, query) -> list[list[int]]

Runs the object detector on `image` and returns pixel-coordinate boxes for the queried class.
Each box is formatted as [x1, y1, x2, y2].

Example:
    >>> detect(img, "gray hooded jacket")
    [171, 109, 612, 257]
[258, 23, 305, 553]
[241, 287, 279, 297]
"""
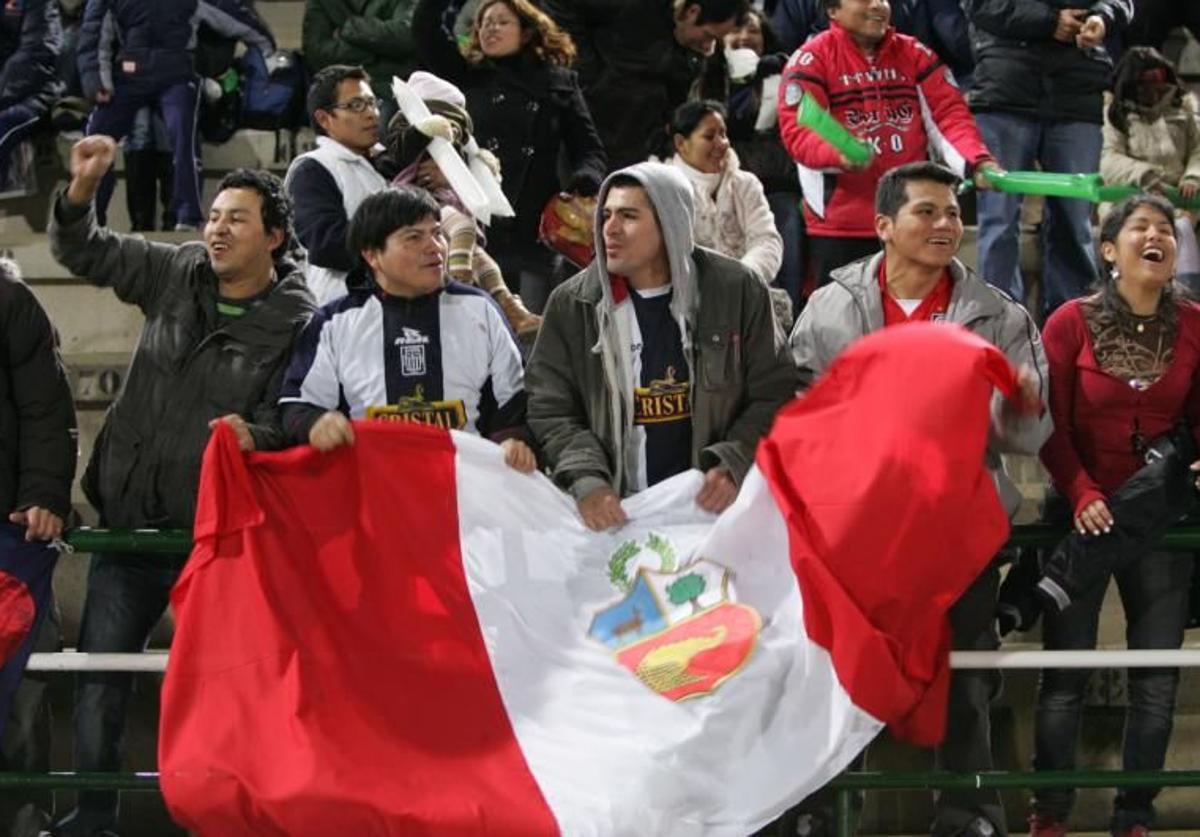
[526, 162, 797, 499]
[790, 252, 1052, 516]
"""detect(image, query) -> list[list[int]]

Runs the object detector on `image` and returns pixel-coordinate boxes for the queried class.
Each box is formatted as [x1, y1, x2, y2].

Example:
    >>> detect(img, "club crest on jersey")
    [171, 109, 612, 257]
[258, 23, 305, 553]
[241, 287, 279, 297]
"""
[634, 366, 691, 425]
[588, 533, 761, 702]
[394, 327, 430, 377]
[367, 385, 466, 430]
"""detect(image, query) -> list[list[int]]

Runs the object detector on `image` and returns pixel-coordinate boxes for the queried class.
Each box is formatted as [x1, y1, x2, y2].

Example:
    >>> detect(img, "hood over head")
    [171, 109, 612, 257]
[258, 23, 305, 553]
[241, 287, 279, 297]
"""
[593, 161, 698, 316]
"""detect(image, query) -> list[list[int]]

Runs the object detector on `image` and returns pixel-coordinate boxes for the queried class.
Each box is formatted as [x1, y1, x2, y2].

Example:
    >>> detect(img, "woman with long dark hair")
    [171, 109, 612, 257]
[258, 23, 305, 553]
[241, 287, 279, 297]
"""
[1031, 194, 1200, 837]
[412, 0, 607, 313]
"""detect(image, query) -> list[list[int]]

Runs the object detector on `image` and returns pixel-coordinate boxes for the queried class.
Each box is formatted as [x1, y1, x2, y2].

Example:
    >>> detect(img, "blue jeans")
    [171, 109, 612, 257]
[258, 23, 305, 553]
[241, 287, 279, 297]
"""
[52, 553, 186, 837]
[0, 603, 60, 834]
[974, 113, 1102, 317]
[767, 191, 804, 315]
[1032, 548, 1193, 832]
[86, 78, 203, 227]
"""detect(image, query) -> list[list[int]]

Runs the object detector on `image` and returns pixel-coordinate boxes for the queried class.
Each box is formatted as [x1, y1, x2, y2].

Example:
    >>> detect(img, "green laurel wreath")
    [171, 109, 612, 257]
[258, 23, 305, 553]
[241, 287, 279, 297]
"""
[607, 532, 678, 592]
[608, 540, 639, 592]
[646, 532, 677, 573]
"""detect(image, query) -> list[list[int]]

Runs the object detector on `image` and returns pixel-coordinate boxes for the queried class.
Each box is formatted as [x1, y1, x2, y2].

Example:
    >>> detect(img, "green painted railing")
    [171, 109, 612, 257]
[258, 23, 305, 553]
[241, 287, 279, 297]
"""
[829, 770, 1200, 836]
[3, 768, 1199, 836]
[1008, 523, 1200, 550]
[65, 528, 192, 554]
[0, 772, 160, 790]
[62, 524, 1200, 555]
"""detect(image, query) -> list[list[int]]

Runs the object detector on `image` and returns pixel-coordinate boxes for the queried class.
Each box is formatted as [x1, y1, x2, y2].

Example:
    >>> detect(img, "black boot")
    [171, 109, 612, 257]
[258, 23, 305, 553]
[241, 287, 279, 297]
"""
[124, 149, 157, 231]
[155, 151, 176, 230]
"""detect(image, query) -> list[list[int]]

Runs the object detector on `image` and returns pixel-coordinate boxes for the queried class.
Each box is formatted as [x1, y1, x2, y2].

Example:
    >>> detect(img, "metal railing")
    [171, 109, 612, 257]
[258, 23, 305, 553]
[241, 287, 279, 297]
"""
[1008, 523, 1200, 550]
[64, 527, 191, 554]
[2, 767, 1196, 836]
[32, 525, 1200, 835]
[61, 522, 1200, 554]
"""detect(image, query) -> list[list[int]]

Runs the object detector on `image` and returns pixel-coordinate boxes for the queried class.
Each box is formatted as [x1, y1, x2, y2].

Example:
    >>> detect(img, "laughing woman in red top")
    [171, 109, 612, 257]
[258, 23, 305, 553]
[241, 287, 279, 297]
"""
[1032, 194, 1200, 837]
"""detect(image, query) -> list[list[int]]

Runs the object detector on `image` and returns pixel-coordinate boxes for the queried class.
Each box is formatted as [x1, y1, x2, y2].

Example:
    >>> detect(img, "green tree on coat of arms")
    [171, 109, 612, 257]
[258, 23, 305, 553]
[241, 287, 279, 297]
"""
[666, 572, 707, 614]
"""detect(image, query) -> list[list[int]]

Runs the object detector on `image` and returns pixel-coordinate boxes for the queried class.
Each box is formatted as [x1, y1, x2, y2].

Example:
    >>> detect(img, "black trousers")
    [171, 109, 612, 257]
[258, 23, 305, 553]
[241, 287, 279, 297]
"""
[934, 565, 1007, 836]
[1126, 0, 1200, 51]
[0, 603, 61, 836]
[761, 566, 1007, 837]
[806, 235, 879, 296]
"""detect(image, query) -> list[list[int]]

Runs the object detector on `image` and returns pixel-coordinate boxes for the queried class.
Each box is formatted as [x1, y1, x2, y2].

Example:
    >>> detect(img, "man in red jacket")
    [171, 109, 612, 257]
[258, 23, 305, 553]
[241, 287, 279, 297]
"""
[778, 0, 999, 294]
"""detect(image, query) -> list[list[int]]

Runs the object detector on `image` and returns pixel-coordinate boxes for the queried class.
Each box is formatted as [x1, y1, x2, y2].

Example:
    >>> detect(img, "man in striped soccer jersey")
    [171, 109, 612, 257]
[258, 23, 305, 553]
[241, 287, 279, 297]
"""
[278, 186, 536, 471]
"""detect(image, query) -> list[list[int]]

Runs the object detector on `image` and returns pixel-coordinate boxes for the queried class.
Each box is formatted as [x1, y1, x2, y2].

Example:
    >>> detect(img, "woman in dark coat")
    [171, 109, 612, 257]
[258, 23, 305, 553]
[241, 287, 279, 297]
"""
[413, 0, 607, 312]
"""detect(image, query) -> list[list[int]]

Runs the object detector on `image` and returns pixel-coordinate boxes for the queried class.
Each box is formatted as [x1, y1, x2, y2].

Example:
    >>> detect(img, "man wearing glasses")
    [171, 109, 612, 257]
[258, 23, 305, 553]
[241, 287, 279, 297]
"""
[285, 64, 388, 304]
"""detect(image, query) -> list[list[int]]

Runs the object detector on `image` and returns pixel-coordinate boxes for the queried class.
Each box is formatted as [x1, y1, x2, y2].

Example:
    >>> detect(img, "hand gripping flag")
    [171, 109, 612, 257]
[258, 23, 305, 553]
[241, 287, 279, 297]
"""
[161, 323, 1020, 835]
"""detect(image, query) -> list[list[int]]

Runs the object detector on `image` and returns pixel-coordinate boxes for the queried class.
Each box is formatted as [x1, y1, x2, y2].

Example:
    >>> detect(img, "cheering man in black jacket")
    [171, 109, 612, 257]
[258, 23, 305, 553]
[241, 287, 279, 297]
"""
[0, 260, 74, 541]
[48, 135, 315, 836]
[0, 257, 75, 835]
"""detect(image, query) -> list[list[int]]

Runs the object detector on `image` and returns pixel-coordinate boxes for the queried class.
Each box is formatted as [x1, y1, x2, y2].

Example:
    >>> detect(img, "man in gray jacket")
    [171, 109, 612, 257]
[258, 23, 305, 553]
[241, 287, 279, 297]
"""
[526, 161, 796, 530]
[47, 135, 315, 837]
[790, 160, 1050, 837]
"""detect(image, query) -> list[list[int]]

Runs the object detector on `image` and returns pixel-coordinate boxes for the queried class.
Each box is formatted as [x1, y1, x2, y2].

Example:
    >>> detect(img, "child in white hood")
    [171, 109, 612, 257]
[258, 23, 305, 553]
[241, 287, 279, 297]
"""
[377, 71, 541, 342]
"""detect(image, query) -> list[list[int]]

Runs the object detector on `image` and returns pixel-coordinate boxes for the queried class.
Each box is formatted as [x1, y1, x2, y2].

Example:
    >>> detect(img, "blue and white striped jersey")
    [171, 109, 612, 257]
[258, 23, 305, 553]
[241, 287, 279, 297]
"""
[279, 282, 525, 441]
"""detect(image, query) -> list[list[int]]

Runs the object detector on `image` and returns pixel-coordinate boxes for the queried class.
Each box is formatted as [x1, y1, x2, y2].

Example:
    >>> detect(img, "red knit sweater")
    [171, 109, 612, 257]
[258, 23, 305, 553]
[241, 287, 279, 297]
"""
[1040, 298, 1200, 516]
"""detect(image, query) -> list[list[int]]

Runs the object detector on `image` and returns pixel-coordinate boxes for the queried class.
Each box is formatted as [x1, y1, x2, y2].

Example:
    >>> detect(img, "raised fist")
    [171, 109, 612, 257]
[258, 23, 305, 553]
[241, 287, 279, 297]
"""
[70, 135, 117, 182]
[66, 135, 118, 205]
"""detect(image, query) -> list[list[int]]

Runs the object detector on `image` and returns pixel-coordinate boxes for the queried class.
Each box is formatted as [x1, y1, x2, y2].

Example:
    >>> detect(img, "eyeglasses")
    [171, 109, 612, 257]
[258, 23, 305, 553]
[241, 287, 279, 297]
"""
[480, 16, 519, 30]
[329, 96, 379, 114]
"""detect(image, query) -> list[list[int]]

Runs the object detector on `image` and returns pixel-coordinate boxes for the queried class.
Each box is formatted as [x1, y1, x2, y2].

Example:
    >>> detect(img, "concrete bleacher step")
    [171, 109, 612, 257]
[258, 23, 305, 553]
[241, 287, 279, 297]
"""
[52, 128, 318, 175]
[255, 0, 305, 52]
[35, 284, 145, 356]
[0, 128, 317, 236]
[6, 229, 192, 281]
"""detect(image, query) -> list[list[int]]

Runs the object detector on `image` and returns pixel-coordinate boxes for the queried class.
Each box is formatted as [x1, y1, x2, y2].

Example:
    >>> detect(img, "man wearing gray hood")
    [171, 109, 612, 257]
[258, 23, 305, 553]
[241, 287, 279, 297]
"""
[526, 161, 796, 530]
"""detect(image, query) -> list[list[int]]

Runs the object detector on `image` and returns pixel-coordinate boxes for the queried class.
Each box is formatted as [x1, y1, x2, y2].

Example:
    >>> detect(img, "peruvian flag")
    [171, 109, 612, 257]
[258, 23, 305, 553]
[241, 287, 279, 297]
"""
[160, 323, 1018, 835]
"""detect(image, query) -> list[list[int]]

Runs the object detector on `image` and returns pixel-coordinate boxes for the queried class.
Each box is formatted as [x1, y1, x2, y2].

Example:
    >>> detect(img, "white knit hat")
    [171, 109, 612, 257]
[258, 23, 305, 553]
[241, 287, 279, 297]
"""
[406, 71, 467, 109]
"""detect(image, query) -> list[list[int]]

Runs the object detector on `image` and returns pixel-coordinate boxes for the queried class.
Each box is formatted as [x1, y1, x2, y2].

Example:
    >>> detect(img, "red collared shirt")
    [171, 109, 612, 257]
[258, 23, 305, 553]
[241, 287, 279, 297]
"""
[878, 260, 952, 326]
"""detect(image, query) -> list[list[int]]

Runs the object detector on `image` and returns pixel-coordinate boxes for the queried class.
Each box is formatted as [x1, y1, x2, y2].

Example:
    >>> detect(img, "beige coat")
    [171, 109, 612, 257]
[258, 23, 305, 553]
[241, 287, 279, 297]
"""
[1100, 91, 1200, 216]
[667, 152, 783, 286]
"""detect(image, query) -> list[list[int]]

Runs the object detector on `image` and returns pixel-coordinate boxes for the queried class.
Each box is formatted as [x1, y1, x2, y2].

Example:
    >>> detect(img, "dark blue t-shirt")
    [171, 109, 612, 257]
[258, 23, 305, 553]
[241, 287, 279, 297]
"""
[629, 286, 692, 487]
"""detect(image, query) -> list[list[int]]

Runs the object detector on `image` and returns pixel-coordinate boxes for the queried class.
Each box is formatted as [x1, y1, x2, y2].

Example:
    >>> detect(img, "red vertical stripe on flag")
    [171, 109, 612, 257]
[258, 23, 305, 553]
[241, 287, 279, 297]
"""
[160, 421, 558, 835]
[757, 324, 1016, 745]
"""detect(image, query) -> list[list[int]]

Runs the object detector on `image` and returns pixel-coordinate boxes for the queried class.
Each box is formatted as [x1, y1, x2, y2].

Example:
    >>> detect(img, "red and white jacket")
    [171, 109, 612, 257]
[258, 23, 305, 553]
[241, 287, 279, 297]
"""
[778, 24, 991, 238]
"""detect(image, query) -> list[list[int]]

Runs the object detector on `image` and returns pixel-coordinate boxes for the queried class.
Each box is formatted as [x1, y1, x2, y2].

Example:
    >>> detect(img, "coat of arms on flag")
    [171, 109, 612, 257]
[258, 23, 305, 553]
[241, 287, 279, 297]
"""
[589, 534, 761, 701]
